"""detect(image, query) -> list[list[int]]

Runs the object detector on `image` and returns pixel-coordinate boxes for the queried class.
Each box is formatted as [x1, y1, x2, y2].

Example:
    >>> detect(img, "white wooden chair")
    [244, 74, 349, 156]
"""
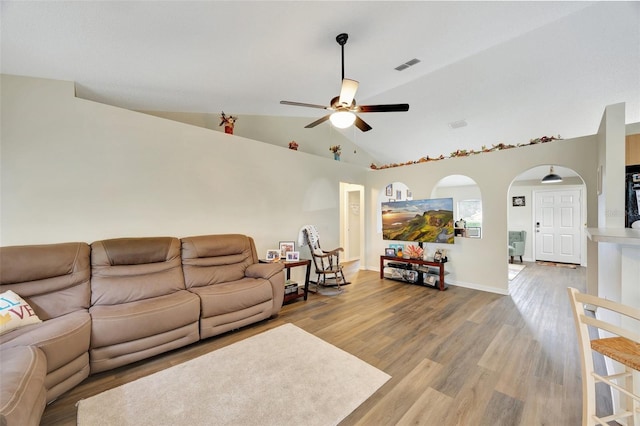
[567, 287, 640, 426]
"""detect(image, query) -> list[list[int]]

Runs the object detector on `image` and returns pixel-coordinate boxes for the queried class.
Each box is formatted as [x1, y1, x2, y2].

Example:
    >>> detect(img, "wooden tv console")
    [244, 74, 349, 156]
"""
[380, 255, 448, 291]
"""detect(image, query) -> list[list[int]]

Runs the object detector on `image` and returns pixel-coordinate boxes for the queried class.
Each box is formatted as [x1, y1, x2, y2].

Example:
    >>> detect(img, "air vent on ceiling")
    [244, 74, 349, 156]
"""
[448, 119, 468, 129]
[395, 58, 421, 71]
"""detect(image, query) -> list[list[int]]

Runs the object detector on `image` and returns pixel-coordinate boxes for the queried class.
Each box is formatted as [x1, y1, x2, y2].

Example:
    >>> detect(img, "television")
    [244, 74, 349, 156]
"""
[381, 198, 454, 244]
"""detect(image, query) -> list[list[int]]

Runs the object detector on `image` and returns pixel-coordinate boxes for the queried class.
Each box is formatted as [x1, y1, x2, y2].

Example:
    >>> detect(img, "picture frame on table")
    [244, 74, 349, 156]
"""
[385, 248, 396, 257]
[286, 251, 300, 261]
[279, 241, 295, 259]
[266, 250, 280, 262]
[434, 249, 446, 262]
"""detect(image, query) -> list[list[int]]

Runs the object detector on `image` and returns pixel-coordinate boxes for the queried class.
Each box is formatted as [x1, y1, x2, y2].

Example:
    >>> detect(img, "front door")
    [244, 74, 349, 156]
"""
[534, 189, 582, 264]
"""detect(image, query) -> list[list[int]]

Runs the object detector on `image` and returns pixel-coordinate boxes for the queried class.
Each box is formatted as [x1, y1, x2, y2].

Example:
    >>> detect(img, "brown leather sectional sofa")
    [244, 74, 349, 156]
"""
[0, 234, 285, 426]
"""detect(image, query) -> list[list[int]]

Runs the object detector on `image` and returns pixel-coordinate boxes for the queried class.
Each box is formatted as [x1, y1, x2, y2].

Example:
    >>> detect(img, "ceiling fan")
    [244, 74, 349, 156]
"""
[280, 33, 410, 132]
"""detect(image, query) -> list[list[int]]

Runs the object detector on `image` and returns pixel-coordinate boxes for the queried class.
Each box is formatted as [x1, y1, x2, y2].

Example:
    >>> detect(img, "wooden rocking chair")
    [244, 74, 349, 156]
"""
[300, 226, 348, 291]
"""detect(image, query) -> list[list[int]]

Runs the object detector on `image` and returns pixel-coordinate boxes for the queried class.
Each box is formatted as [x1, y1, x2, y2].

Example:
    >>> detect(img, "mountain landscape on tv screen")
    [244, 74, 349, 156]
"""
[382, 198, 454, 244]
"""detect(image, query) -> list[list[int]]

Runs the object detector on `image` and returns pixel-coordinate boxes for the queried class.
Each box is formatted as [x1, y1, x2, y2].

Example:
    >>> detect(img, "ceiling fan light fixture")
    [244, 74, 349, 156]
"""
[541, 166, 563, 183]
[330, 111, 356, 129]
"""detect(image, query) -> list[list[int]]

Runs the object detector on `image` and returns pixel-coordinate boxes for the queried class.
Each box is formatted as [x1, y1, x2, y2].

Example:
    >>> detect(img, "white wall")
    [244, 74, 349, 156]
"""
[0, 73, 367, 289]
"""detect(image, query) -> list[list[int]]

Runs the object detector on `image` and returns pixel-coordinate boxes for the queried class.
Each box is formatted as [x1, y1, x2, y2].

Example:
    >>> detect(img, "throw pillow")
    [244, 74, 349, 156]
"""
[0, 290, 42, 335]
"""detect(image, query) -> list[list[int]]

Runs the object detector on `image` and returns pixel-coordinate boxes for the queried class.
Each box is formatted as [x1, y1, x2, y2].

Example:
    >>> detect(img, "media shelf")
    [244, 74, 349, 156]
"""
[379, 255, 448, 291]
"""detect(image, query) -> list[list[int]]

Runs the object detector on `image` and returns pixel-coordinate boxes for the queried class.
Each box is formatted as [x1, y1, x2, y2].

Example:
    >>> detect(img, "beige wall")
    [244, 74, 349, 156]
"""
[0, 74, 366, 290]
[0, 74, 617, 295]
[365, 137, 599, 294]
[140, 110, 378, 168]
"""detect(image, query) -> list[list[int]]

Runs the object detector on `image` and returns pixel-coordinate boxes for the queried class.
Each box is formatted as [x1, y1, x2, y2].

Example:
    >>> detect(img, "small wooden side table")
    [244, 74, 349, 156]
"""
[259, 259, 311, 302]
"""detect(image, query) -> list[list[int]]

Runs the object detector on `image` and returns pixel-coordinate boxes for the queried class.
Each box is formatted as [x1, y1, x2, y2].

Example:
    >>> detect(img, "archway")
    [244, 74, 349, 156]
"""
[508, 165, 587, 270]
[432, 174, 482, 239]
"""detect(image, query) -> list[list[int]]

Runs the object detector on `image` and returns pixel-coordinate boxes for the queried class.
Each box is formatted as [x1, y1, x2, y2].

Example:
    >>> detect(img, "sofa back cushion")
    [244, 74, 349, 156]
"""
[91, 237, 185, 306]
[0, 242, 91, 320]
[181, 234, 257, 289]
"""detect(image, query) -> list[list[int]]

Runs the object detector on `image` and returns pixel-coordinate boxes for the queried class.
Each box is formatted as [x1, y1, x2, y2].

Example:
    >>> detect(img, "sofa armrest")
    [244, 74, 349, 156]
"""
[245, 262, 284, 280]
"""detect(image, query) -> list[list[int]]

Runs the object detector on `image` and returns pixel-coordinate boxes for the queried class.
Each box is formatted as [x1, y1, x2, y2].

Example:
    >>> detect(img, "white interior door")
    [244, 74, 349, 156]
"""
[534, 189, 582, 264]
[341, 183, 364, 263]
[347, 190, 361, 261]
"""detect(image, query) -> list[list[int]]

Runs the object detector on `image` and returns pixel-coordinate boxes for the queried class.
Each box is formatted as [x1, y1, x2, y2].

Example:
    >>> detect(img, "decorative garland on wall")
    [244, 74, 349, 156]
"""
[369, 135, 562, 170]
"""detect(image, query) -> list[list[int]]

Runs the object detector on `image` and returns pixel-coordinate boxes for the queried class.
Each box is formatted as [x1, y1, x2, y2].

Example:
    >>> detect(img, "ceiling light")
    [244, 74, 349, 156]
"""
[541, 166, 563, 183]
[330, 111, 356, 129]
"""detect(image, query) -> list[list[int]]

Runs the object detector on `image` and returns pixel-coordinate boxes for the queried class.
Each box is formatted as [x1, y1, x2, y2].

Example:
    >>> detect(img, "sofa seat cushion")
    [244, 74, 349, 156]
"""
[0, 345, 47, 426]
[189, 277, 273, 318]
[0, 310, 91, 374]
[89, 290, 200, 349]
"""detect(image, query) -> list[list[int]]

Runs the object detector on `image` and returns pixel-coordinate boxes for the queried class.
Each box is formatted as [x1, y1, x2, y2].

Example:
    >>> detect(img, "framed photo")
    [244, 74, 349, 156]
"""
[406, 189, 412, 199]
[512, 196, 525, 207]
[279, 241, 295, 258]
[385, 247, 396, 257]
[286, 251, 300, 261]
[389, 243, 404, 254]
[396, 190, 402, 200]
[265, 250, 280, 262]
[386, 184, 393, 197]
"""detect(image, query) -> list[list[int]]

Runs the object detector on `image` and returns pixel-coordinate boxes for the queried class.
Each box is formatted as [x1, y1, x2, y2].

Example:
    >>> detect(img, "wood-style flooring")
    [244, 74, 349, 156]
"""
[41, 261, 589, 425]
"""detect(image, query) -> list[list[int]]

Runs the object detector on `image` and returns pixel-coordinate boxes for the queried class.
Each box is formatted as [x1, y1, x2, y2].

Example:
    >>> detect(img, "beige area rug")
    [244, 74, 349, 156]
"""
[77, 323, 390, 426]
[508, 263, 526, 280]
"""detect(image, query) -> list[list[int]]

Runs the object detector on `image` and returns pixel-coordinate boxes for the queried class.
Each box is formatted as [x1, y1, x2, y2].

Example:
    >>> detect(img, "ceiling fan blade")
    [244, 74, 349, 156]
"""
[304, 114, 331, 128]
[354, 115, 372, 132]
[357, 103, 410, 113]
[280, 100, 330, 110]
[338, 79, 359, 107]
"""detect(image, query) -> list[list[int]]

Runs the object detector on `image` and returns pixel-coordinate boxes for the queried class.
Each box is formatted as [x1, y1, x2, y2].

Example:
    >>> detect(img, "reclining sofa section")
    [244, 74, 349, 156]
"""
[0, 234, 285, 426]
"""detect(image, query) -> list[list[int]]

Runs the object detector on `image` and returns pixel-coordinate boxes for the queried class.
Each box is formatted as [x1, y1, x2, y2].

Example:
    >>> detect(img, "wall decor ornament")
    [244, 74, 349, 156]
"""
[512, 196, 526, 207]
[329, 145, 341, 161]
[219, 111, 237, 134]
[288, 141, 299, 150]
[369, 135, 562, 170]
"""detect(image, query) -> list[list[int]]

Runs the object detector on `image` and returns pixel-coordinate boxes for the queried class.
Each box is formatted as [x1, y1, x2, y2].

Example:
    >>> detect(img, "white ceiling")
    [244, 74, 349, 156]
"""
[2, 1, 639, 165]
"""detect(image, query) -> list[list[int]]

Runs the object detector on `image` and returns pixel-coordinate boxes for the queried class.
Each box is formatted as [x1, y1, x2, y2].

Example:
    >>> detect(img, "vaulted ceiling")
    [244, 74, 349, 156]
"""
[2, 1, 638, 165]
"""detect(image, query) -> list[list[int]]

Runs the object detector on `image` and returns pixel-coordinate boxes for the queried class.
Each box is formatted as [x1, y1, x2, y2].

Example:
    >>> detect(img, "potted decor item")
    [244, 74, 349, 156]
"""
[329, 145, 341, 160]
[219, 111, 237, 134]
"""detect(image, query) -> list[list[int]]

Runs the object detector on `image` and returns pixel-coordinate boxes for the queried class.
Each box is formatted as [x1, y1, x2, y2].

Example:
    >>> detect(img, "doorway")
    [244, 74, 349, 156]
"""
[340, 183, 364, 263]
[534, 188, 582, 264]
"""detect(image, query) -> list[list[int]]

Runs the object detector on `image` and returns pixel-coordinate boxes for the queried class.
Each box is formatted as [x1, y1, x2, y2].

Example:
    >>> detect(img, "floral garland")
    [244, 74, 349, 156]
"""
[369, 135, 561, 170]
